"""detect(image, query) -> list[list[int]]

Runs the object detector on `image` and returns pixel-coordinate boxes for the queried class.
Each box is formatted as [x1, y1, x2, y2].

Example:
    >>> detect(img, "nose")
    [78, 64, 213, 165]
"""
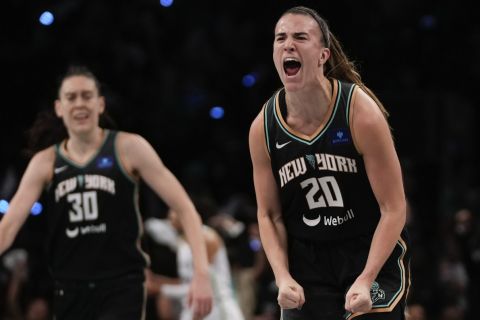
[72, 96, 88, 107]
[72, 97, 84, 107]
[284, 37, 295, 52]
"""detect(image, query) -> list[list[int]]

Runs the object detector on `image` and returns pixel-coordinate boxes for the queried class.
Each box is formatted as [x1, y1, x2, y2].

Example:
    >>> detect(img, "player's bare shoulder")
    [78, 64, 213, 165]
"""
[29, 146, 57, 183]
[114, 131, 142, 175]
[116, 131, 142, 150]
[115, 131, 152, 159]
[251, 103, 267, 131]
[350, 88, 392, 155]
[249, 105, 267, 147]
[115, 131, 162, 179]
[34, 145, 56, 160]
[351, 88, 387, 128]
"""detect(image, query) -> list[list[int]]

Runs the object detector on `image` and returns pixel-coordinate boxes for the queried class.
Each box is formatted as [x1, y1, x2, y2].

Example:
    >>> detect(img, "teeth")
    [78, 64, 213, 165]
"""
[284, 57, 299, 63]
[73, 113, 88, 119]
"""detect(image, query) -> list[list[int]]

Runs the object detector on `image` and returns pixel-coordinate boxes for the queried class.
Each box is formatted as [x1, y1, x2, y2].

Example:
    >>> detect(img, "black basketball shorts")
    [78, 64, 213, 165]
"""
[281, 231, 410, 320]
[53, 272, 146, 320]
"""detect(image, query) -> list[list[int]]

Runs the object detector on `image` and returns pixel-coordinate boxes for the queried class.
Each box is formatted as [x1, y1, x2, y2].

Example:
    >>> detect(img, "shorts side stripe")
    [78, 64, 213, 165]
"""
[346, 236, 409, 319]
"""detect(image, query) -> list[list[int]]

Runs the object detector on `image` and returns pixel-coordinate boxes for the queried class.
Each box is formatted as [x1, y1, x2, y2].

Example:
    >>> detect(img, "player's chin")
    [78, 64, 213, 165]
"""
[71, 123, 95, 134]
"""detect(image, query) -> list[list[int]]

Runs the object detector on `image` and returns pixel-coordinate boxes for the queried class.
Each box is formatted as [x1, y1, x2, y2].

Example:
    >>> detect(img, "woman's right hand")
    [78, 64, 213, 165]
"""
[277, 276, 305, 310]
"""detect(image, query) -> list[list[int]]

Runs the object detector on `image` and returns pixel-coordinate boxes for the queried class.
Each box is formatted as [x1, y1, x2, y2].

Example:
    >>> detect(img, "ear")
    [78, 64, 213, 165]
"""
[54, 99, 63, 117]
[98, 96, 105, 114]
[318, 47, 331, 66]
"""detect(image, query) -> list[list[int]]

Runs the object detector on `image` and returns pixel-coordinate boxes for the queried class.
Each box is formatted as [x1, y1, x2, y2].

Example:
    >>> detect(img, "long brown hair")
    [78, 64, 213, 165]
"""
[281, 6, 389, 118]
[24, 65, 116, 157]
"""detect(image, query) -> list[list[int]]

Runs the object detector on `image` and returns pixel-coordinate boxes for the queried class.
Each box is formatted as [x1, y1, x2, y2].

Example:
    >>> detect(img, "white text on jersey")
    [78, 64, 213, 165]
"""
[55, 174, 116, 202]
[279, 153, 357, 187]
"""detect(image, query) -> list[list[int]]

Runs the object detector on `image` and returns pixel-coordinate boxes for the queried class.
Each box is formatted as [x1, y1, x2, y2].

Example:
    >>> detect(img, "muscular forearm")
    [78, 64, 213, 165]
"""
[359, 211, 405, 282]
[148, 275, 180, 294]
[258, 211, 290, 283]
[0, 204, 30, 255]
[180, 212, 210, 276]
[0, 231, 15, 256]
[0, 177, 45, 256]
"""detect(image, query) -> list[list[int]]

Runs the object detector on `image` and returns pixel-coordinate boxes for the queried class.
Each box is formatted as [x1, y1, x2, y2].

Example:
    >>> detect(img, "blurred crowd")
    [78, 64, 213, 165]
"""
[405, 203, 480, 320]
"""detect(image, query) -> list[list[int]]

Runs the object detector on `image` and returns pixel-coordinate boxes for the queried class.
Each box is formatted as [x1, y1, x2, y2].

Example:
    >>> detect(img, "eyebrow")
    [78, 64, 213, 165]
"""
[275, 31, 309, 37]
[63, 89, 94, 96]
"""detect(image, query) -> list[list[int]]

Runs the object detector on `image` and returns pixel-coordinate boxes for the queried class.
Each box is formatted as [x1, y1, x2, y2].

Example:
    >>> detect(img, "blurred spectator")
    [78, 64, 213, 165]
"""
[0, 165, 18, 199]
[405, 199, 436, 317]
[439, 305, 465, 320]
[24, 297, 50, 320]
[142, 209, 178, 320]
[452, 208, 480, 320]
[3, 249, 29, 319]
[0, 248, 51, 320]
[144, 203, 244, 320]
[405, 304, 426, 320]
[209, 194, 276, 320]
[434, 225, 468, 319]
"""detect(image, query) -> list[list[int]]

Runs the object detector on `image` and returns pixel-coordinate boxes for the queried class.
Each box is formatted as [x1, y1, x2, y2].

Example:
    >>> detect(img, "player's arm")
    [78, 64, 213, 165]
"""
[249, 111, 305, 310]
[0, 148, 54, 255]
[203, 226, 223, 264]
[345, 88, 406, 313]
[116, 132, 212, 318]
[145, 268, 181, 295]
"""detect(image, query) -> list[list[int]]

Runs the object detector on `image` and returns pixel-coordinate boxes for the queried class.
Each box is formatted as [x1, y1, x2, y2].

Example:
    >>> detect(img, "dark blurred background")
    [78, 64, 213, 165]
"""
[1, 0, 479, 319]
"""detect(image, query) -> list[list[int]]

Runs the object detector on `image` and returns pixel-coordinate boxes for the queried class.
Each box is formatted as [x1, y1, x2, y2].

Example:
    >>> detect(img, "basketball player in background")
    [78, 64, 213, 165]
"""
[0, 65, 212, 320]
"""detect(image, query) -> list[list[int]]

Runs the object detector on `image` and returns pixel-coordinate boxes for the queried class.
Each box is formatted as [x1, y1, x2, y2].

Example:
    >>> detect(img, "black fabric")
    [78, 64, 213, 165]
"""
[281, 230, 410, 320]
[45, 130, 148, 280]
[264, 79, 380, 242]
[53, 273, 145, 320]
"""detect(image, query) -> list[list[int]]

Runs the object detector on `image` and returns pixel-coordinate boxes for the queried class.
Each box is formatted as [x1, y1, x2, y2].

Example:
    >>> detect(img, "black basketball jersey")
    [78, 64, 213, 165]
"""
[45, 130, 149, 280]
[264, 79, 381, 242]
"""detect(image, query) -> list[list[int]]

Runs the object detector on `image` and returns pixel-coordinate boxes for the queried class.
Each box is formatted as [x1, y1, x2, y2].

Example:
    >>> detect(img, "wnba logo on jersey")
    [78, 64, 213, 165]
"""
[330, 128, 350, 145]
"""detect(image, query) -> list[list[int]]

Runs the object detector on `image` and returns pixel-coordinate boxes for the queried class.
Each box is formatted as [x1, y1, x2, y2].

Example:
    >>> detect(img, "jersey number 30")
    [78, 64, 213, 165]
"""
[67, 191, 99, 222]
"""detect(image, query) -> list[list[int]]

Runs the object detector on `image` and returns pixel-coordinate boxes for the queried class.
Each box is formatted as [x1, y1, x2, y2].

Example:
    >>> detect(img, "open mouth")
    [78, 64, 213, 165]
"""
[73, 112, 89, 121]
[283, 58, 301, 76]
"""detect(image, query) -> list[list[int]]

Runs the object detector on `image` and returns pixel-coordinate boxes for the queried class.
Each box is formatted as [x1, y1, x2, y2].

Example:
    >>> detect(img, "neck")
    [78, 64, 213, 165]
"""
[285, 77, 332, 121]
[65, 127, 105, 156]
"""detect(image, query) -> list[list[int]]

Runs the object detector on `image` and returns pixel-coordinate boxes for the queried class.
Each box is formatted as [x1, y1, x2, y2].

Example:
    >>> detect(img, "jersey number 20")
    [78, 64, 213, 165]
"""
[300, 176, 344, 209]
